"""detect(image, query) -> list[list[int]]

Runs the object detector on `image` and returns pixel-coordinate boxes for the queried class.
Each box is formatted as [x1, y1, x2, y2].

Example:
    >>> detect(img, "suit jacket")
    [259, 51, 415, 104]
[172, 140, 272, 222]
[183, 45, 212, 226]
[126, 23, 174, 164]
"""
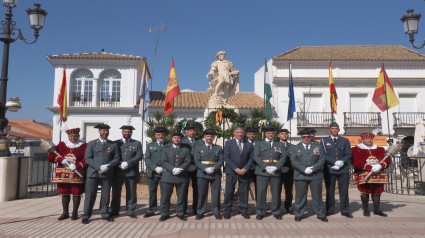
[194, 144, 224, 179]
[85, 139, 120, 179]
[114, 138, 143, 177]
[290, 142, 325, 181]
[320, 136, 352, 175]
[254, 140, 286, 177]
[181, 137, 204, 164]
[160, 144, 191, 183]
[223, 139, 254, 175]
[281, 141, 293, 171]
[145, 141, 169, 178]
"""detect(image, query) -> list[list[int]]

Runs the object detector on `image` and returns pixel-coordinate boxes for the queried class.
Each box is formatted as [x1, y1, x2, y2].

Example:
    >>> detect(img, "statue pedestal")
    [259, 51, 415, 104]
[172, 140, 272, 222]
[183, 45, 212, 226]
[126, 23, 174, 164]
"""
[208, 96, 235, 109]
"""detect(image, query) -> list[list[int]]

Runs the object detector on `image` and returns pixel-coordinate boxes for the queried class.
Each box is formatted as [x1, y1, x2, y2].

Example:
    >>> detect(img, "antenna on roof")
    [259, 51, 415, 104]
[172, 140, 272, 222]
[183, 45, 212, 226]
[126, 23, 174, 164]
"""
[147, 23, 167, 90]
[101, 48, 105, 52]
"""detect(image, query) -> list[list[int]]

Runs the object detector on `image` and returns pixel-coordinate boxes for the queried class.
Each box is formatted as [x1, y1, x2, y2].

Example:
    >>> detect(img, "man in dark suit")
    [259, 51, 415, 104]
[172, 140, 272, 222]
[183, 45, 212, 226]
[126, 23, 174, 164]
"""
[290, 129, 327, 222]
[194, 129, 224, 220]
[278, 128, 294, 214]
[159, 132, 191, 221]
[181, 125, 203, 215]
[110, 125, 142, 218]
[81, 124, 120, 224]
[143, 127, 168, 218]
[246, 127, 258, 200]
[254, 126, 286, 220]
[223, 126, 254, 219]
[320, 122, 353, 218]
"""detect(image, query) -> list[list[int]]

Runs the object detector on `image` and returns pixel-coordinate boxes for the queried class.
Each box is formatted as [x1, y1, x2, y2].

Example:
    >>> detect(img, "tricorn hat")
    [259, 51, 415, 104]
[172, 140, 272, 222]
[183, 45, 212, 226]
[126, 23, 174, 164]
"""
[94, 124, 110, 129]
[120, 125, 135, 130]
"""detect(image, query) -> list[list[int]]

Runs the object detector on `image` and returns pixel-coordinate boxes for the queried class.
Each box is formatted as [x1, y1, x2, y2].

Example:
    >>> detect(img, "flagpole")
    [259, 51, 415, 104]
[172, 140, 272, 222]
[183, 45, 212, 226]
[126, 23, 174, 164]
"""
[289, 63, 292, 142]
[382, 64, 392, 143]
[263, 58, 267, 112]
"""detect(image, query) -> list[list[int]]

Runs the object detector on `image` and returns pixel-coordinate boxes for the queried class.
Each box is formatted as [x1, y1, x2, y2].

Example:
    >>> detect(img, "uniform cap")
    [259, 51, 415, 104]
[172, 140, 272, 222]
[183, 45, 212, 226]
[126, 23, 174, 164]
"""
[120, 125, 135, 130]
[94, 124, 110, 129]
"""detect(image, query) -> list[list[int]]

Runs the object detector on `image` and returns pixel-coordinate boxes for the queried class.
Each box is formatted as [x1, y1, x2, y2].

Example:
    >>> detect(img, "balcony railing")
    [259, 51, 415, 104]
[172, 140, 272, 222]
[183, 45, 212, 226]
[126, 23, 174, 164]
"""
[71, 93, 120, 107]
[297, 112, 335, 127]
[343, 112, 381, 127]
[72, 93, 93, 107]
[100, 94, 120, 107]
[393, 112, 425, 128]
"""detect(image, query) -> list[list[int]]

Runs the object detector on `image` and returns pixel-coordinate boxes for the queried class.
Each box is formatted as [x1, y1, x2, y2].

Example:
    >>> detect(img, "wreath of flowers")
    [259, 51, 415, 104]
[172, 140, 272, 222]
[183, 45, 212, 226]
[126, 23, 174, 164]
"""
[204, 107, 246, 139]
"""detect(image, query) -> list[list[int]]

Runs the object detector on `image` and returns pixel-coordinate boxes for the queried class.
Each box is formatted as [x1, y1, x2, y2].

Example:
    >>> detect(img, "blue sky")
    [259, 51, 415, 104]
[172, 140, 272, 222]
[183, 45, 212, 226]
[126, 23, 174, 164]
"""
[5, 0, 425, 125]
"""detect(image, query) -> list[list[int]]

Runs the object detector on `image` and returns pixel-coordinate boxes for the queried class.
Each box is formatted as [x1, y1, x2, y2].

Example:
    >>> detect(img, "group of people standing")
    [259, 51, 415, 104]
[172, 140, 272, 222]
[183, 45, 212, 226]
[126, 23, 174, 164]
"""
[47, 121, 392, 224]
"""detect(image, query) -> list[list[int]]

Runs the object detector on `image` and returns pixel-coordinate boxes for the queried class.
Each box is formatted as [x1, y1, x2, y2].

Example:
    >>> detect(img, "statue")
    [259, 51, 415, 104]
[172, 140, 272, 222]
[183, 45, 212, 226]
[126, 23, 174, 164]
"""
[206, 51, 240, 107]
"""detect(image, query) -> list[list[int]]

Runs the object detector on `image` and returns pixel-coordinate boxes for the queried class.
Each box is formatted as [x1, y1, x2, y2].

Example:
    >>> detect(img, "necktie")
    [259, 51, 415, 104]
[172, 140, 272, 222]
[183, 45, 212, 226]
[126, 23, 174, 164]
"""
[208, 145, 211, 150]
[268, 140, 272, 148]
[333, 138, 337, 144]
[305, 145, 309, 150]
[159, 142, 162, 147]
[238, 140, 242, 153]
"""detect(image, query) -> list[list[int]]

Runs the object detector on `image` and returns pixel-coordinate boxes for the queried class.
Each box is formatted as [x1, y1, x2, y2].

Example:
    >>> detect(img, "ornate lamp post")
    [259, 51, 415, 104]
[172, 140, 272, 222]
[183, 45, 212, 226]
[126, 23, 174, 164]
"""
[401, 9, 424, 49]
[0, 0, 47, 156]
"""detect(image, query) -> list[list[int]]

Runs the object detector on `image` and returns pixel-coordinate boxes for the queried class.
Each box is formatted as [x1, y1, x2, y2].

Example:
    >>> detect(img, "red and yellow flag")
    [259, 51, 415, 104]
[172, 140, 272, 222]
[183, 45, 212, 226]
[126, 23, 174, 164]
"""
[57, 67, 67, 122]
[164, 58, 180, 116]
[372, 66, 399, 112]
[329, 60, 338, 114]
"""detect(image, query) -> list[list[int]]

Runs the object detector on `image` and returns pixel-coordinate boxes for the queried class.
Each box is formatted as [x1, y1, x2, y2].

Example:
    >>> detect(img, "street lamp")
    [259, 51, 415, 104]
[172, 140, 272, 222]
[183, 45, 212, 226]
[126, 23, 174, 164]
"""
[401, 9, 424, 49]
[0, 1, 47, 156]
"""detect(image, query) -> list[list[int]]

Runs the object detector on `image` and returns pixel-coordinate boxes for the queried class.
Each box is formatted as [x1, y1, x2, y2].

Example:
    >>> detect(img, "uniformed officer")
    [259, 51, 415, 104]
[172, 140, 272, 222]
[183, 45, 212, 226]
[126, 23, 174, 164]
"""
[159, 132, 191, 221]
[181, 125, 203, 215]
[110, 125, 142, 218]
[320, 122, 353, 218]
[82, 124, 120, 224]
[278, 128, 294, 214]
[194, 129, 224, 220]
[246, 127, 258, 200]
[254, 126, 286, 220]
[290, 129, 327, 222]
[143, 127, 168, 218]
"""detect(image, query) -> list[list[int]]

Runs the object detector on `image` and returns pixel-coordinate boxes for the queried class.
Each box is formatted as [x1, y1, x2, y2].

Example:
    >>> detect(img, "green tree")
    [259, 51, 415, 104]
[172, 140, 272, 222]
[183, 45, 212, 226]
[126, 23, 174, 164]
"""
[145, 111, 178, 141]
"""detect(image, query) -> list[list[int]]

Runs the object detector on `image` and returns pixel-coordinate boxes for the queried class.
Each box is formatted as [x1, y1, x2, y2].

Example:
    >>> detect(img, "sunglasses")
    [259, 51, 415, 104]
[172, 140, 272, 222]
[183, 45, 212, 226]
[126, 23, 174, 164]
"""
[301, 136, 311, 139]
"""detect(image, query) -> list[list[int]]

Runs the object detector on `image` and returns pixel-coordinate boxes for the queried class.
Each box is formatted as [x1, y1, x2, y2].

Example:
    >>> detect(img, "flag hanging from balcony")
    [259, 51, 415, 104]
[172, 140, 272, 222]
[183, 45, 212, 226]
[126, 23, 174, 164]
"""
[264, 59, 272, 118]
[139, 61, 151, 120]
[164, 58, 180, 116]
[329, 60, 338, 114]
[287, 64, 296, 121]
[57, 67, 67, 122]
[372, 66, 399, 112]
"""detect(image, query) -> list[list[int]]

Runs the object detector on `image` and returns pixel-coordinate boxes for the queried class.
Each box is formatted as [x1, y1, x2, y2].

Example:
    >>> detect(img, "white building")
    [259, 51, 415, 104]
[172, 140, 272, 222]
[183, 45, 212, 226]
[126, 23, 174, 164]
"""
[254, 45, 425, 139]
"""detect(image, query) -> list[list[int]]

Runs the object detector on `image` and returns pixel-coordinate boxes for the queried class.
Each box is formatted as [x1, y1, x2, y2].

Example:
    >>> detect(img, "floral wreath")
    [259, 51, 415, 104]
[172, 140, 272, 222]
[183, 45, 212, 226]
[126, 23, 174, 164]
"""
[204, 107, 246, 139]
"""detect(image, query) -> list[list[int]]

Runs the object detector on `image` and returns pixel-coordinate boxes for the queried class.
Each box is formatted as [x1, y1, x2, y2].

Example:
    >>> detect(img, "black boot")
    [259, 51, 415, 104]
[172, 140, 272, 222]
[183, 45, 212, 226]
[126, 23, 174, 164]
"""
[372, 195, 387, 217]
[360, 194, 370, 217]
[71, 196, 81, 220]
[58, 195, 70, 220]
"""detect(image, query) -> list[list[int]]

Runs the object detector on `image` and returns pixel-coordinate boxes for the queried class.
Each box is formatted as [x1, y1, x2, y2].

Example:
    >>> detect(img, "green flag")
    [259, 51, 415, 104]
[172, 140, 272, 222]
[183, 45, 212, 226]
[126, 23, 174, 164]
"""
[264, 59, 272, 118]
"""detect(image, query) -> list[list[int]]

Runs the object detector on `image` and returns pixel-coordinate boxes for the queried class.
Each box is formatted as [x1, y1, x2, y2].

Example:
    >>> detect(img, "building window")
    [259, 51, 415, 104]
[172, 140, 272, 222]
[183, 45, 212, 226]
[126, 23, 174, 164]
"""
[350, 94, 368, 112]
[72, 69, 94, 106]
[303, 93, 322, 112]
[99, 70, 121, 107]
[398, 94, 417, 112]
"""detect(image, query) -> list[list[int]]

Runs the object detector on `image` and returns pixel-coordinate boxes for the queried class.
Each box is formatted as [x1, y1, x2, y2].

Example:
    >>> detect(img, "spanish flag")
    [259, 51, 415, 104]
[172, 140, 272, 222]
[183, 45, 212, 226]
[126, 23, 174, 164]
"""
[329, 60, 338, 114]
[372, 66, 399, 112]
[57, 67, 67, 122]
[164, 58, 180, 116]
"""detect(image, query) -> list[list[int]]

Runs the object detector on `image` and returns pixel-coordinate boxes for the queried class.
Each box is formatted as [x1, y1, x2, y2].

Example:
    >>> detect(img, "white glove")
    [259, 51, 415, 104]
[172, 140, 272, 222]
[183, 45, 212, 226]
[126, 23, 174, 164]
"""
[265, 166, 271, 174]
[331, 165, 340, 171]
[120, 162, 129, 170]
[68, 164, 76, 171]
[372, 164, 382, 172]
[99, 164, 109, 173]
[269, 166, 277, 173]
[61, 158, 70, 165]
[281, 166, 290, 173]
[154, 167, 163, 174]
[304, 167, 313, 174]
[172, 168, 182, 175]
[205, 167, 215, 174]
[335, 161, 344, 167]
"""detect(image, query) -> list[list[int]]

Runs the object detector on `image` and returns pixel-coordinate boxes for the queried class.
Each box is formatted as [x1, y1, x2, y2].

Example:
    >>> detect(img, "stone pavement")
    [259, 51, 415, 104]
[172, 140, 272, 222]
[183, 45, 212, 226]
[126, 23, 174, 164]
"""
[0, 187, 425, 238]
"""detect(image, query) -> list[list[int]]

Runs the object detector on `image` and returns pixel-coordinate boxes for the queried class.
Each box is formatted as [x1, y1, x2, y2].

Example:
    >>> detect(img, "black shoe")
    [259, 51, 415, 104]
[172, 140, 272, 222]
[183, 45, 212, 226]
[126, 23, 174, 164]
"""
[177, 215, 187, 221]
[241, 213, 250, 219]
[224, 213, 231, 219]
[195, 214, 204, 220]
[81, 218, 89, 224]
[286, 207, 293, 215]
[102, 216, 114, 222]
[363, 209, 370, 217]
[58, 213, 69, 221]
[341, 212, 353, 218]
[159, 215, 169, 221]
[373, 210, 387, 217]
[326, 211, 334, 216]
[143, 213, 155, 218]
[318, 217, 328, 222]
[256, 215, 264, 220]
[193, 211, 197, 216]
[71, 213, 78, 220]
[128, 214, 137, 218]
[273, 214, 283, 220]
[215, 214, 222, 220]
[110, 212, 119, 217]
[295, 217, 302, 222]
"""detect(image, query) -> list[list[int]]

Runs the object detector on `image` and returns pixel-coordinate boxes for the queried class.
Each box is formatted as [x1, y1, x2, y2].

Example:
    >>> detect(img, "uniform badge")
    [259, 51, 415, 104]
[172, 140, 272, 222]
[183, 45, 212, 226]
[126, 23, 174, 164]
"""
[326, 143, 331, 146]
[313, 147, 320, 155]
[133, 146, 136, 150]
[274, 147, 282, 153]
[107, 147, 111, 152]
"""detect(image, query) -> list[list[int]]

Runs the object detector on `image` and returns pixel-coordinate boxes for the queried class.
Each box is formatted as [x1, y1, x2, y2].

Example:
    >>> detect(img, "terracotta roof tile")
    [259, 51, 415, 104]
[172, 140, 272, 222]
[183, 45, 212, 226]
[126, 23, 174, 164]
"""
[149, 91, 266, 109]
[47, 52, 145, 61]
[273, 45, 425, 61]
[8, 119, 53, 139]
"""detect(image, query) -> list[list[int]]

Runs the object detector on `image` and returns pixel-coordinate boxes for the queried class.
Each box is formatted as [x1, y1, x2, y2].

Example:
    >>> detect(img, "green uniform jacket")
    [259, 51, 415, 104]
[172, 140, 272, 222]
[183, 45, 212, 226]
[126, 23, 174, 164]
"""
[85, 139, 120, 178]
[160, 144, 191, 184]
[254, 140, 287, 177]
[194, 144, 224, 179]
[290, 142, 325, 181]
[115, 139, 143, 177]
[145, 141, 169, 178]
[181, 137, 204, 164]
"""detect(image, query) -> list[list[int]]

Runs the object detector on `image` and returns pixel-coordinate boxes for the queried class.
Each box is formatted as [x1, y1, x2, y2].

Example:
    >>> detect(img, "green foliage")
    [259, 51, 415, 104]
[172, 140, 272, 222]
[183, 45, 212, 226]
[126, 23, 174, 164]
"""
[204, 107, 246, 139]
[175, 119, 204, 139]
[145, 111, 178, 141]
[245, 109, 283, 141]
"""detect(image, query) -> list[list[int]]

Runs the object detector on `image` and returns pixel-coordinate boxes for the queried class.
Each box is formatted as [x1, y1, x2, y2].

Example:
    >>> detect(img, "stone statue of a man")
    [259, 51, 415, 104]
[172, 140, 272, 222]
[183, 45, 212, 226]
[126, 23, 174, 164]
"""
[206, 51, 240, 105]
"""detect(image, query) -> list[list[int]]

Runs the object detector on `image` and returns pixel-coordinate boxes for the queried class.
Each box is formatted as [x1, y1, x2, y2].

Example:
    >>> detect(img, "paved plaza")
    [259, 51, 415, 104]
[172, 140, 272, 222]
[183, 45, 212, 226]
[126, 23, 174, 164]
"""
[0, 187, 425, 238]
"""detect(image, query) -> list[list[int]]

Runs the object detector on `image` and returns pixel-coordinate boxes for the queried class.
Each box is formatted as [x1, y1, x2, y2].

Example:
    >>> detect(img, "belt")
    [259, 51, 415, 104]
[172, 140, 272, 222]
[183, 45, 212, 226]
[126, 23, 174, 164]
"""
[263, 159, 278, 163]
[201, 161, 217, 165]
